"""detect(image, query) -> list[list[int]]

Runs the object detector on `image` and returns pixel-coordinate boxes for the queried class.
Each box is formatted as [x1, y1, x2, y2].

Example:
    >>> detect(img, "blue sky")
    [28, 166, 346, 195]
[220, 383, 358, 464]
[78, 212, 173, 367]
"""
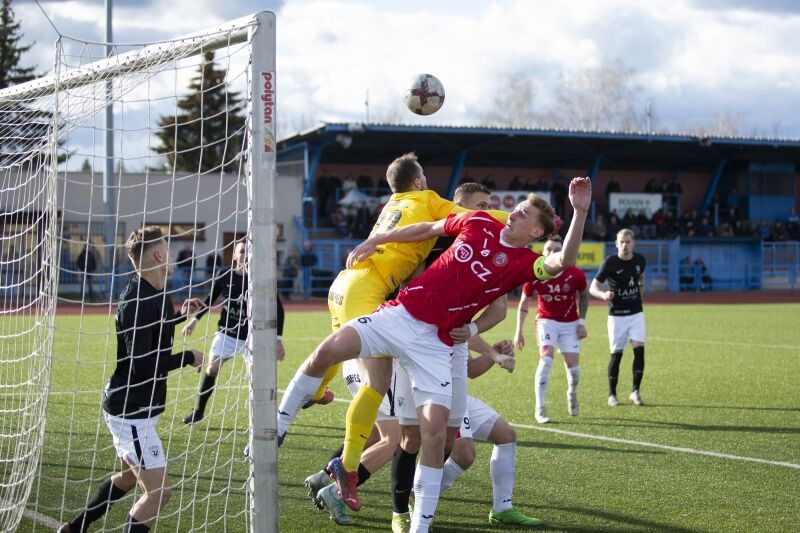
[11, 0, 800, 151]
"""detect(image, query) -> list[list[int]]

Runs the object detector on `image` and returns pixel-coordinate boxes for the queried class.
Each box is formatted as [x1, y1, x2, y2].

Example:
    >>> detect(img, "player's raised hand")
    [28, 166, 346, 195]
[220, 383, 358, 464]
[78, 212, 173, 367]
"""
[568, 177, 592, 213]
[346, 238, 379, 268]
[182, 317, 198, 337]
[190, 349, 204, 368]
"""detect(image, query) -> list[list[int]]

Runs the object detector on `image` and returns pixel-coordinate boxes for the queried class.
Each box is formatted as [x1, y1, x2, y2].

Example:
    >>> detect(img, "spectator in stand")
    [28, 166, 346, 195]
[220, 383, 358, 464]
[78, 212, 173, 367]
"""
[76, 244, 99, 302]
[282, 248, 302, 298]
[636, 210, 654, 239]
[354, 202, 373, 238]
[481, 175, 496, 189]
[342, 174, 357, 195]
[694, 258, 711, 290]
[534, 177, 549, 192]
[622, 209, 637, 231]
[608, 212, 622, 239]
[697, 216, 714, 237]
[757, 222, 772, 240]
[721, 206, 739, 226]
[717, 222, 734, 237]
[665, 175, 682, 211]
[733, 220, 748, 237]
[317, 171, 331, 217]
[644, 178, 659, 193]
[330, 207, 350, 237]
[772, 222, 788, 241]
[357, 173, 373, 191]
[652, 209, 665, 237]
[586, 213, 608, 241]
[328, 173, 343, 212]
[522, 177, 535, 191]
[605, 177, 621, 201]
[508, 175, 523, 191]
[787, 209, 800, 239]
[300, 241, 318, 299]
[662, 210, 678, 239]
[679, 256, 693, 290]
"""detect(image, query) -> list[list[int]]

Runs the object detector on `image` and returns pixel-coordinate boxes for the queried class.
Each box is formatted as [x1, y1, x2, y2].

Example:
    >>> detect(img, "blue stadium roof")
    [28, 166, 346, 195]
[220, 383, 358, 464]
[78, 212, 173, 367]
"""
[278, 122, 800, 172]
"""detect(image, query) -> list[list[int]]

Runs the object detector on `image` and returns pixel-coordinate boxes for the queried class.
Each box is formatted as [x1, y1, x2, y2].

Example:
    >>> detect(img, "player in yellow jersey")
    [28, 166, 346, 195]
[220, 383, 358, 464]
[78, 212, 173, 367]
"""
[277, 153, 509, 468]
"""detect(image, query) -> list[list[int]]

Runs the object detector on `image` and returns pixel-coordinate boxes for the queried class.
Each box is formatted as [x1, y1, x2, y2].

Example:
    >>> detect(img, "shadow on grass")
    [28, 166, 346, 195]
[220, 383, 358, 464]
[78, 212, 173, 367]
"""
[531, 503, 703, 533]
[516, 440, 664, 454]
[654, 403, 800, 413]
[583, 417, 800, 434]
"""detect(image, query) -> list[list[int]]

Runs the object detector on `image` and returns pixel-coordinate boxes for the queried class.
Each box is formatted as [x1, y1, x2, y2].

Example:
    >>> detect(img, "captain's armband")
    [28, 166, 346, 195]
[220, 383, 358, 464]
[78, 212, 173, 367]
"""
[533, 256, 556, 281]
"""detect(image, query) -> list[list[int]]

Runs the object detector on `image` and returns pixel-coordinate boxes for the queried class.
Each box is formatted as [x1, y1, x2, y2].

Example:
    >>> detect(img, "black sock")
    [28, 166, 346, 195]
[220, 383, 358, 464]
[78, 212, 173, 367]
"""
[632, 346, 645, 391]
[356, 464, 371, 487]
[195, 372, 217, 415]
[608, 351, 623, 396]
[327, 445, 345, 466]
[391, 446, 418, 513]
[123, 514, 150, 533]
[69, 478, 128, 533]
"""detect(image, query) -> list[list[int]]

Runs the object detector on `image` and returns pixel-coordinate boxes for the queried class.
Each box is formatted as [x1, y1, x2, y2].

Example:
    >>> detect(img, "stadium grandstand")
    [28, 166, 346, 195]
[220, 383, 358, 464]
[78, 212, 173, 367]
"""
[276, 123, 800, 296]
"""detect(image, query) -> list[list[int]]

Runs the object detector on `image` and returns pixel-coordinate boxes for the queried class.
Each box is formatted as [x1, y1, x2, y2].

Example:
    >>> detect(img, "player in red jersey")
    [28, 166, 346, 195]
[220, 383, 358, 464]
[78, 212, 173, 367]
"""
[276, 178, 590, 531]
[514, 235, 589, 423]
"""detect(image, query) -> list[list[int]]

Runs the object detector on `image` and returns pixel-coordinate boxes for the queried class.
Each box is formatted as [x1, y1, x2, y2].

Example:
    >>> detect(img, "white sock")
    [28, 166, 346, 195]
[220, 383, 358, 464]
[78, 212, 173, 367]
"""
[490, 443, 516, 513]
[535, 357, 553, 410]
[440, 457, 465, 493]
[276, 370, 322, 436]
[567, 366, 580, 393]
[411, 464, 443, 533]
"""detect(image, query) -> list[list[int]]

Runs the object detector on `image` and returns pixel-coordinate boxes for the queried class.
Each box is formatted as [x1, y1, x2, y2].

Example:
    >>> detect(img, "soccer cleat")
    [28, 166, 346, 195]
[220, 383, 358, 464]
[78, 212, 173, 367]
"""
[608, 394, 619, 407]
[567, 390, 579, 416]
[57, 524, 73, 533]
[534, 406, 550, 424]
[391, 511, 412, 533]
[183, 410, 204, 425]
[326, 456, 361, 511]
[629, 390, 645, 406]
[489, 507, 544, 526]
[302, 388, 335, 409]
[278, 432, 286, 447]
[317, 484, 353, 525]
[305, 469, 332, 510]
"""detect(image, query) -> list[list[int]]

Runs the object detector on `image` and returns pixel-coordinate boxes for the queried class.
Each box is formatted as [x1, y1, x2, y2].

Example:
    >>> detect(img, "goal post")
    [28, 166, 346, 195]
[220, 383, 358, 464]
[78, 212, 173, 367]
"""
[0, 11, 277, 533]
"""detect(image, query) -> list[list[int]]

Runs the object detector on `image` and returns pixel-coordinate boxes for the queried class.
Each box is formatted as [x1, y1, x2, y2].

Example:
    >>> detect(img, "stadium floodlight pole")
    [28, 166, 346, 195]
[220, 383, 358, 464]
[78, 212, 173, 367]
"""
[103, 0, 115, 274]
[247, 11, 278, 533]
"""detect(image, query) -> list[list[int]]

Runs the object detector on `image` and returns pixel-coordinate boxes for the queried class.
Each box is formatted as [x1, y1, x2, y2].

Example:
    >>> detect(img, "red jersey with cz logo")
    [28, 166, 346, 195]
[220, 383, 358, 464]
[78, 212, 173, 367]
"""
[396, 211, 548, 345]
[522, 266, 586, 322]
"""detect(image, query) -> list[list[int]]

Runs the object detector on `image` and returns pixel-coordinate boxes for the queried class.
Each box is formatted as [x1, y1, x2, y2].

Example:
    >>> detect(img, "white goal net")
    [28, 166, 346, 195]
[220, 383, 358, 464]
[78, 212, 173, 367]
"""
[0, 12, 277, 533]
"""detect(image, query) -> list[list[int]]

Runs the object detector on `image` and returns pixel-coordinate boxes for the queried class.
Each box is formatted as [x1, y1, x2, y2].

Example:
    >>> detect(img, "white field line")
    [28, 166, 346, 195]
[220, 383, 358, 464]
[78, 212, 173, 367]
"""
[509, 423, 800, 470]
[649, 336, 799, 351]
[22, 507, 60, 529]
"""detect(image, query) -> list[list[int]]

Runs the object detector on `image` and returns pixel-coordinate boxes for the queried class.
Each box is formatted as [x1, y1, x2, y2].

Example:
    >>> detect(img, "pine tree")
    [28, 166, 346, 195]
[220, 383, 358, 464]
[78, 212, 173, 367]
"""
[0, 0, 36, 90]
[153, 51, 246, 173]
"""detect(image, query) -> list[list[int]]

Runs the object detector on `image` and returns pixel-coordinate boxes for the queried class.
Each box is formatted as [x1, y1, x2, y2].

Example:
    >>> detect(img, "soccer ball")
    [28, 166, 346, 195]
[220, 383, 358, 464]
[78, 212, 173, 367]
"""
[403, 73, 445, 116]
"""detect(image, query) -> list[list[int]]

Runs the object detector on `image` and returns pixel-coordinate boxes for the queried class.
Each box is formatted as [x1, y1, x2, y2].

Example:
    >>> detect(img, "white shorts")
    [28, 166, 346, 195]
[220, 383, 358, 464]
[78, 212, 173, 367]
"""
[348, 304, 454, 410]
[342, 358, 397, 422]
[457, 395, 500, 443]
[537, 318, 581, 354]
[104, 412, 166, 470]
[607, 312, 646, 352]
[211, 331, 250, 363]
[394, 343, 468, 427]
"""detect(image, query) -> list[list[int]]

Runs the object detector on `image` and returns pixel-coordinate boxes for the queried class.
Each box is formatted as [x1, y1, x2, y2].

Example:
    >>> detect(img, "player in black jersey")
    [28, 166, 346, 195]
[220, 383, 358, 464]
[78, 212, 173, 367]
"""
[182, 240, 285, 425]
[590, 228, 648, 407]
[60, 226, 203, 533]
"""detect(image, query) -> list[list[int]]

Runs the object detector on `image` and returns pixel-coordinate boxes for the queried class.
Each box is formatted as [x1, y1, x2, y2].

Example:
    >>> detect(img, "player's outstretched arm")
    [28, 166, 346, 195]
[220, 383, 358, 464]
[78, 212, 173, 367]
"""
[543, 177, 591, 276]
[451, 295, 508, 344]
[577, 287, 589, 339]
[347, 219, 447, 267]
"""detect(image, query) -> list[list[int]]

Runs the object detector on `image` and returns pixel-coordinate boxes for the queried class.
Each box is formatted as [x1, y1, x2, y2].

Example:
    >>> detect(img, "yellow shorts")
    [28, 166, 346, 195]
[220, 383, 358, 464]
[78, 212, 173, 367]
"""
[327, 265, 392, 331]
